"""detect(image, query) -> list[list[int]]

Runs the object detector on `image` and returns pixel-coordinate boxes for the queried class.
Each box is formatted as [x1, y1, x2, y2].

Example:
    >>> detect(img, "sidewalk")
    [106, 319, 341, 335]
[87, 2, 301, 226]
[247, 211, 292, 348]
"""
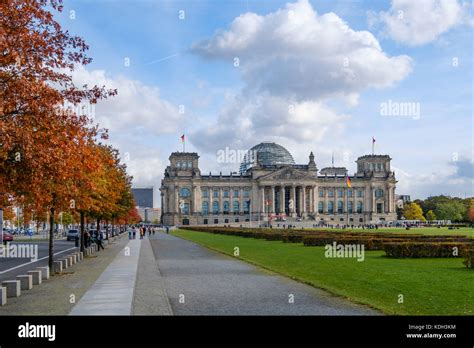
[69, 238, 142, 315]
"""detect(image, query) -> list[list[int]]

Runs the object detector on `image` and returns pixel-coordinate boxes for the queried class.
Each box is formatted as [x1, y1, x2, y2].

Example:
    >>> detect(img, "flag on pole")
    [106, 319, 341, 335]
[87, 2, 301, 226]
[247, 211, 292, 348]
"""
[180, 134, 185, 152]
[372, 136, 376, 155]
[345, 174, 352, 188]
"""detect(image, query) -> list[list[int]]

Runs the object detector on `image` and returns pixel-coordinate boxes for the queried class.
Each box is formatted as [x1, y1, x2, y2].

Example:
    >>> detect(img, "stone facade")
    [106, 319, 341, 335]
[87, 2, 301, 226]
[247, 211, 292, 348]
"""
[160, 143, 397, 226]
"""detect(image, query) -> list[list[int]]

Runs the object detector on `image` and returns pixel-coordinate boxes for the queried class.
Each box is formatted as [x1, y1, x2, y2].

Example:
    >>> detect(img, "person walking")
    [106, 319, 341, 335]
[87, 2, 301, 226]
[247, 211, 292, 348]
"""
[133, 226, 137, 239]
[97, 231, 105, 251]
[152, 227, 155, 236]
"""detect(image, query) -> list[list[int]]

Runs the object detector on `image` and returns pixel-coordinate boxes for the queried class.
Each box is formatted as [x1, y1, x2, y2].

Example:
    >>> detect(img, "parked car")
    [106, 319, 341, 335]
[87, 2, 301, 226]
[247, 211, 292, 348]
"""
[2, 231, 13, 244]
[66, 229, 80, 241]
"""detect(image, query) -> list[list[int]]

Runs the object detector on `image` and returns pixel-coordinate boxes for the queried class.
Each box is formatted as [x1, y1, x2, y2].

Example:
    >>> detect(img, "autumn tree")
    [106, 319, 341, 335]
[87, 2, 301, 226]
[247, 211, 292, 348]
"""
[403, 202, 426, 221]
[425, 210, 436, 221]
[1, 0, 115, 271]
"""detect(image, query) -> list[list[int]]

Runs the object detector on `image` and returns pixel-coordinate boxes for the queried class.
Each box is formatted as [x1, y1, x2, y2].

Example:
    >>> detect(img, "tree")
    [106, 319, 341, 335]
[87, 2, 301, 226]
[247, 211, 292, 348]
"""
[425, 210, 436, 221]
[434, 201, 466, 222]
[403, 202, 426, 221]
[1, 0, 115, 272]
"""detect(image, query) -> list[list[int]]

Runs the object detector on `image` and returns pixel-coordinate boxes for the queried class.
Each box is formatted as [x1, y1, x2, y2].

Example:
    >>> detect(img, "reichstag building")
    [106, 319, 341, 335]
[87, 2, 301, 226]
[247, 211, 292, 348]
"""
[160, 142, 397, 226]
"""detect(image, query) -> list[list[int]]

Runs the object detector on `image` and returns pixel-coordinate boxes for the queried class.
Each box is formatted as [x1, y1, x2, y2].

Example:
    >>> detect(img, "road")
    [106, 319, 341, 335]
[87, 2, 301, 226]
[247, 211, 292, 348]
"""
[149, 233, 380, 315]
[0, 240, 78, 283]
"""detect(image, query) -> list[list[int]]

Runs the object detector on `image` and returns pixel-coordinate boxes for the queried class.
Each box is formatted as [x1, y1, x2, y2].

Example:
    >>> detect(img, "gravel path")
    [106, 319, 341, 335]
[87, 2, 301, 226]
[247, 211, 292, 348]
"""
[150, 232, 380, 315]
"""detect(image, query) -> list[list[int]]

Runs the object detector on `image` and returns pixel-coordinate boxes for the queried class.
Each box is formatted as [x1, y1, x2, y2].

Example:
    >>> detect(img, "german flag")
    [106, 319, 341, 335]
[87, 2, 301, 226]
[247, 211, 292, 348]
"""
[346, 174, 352, 188]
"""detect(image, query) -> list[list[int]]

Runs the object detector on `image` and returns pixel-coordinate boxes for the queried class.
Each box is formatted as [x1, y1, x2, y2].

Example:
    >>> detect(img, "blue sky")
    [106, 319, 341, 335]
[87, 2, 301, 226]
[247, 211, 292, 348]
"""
[55, 0, 473, 204]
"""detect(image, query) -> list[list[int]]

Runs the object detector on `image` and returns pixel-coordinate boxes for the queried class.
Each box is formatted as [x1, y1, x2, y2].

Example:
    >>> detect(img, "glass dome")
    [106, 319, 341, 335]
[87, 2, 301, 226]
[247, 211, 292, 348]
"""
[239, 142, 295, 174]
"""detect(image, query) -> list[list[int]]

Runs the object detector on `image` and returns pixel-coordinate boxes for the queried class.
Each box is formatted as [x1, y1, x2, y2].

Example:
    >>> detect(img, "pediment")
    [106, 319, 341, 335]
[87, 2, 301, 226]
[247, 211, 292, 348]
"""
[257, 166, 314, 182]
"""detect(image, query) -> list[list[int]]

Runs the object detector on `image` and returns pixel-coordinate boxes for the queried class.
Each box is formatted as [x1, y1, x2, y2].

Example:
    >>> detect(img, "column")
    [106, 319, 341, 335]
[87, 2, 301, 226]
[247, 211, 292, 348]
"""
[260, 186, 265, 214]
[270, 186, 275, 214]
[174, 186, 179, 213]
[219, 187, 223, 214]
[314, 185, 318, 215]
[192, 185, 196, 214]
[302, 186, 306, 217]
[239, 187, 244, 214]
[280, 186, 285, 214]
[291, 185, 296, 217]
[229, 187, 233, 215]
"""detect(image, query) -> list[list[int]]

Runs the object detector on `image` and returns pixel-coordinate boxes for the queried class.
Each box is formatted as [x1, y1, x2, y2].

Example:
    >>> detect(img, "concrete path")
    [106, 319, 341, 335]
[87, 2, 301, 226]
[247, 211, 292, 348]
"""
[150, 233, 380, 315]
[69, 238, 141, 315]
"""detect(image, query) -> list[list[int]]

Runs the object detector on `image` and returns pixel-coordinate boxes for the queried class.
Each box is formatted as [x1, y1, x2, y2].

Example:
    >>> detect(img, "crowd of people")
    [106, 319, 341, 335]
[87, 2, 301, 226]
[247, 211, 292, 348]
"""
[127, 225, 161, 240]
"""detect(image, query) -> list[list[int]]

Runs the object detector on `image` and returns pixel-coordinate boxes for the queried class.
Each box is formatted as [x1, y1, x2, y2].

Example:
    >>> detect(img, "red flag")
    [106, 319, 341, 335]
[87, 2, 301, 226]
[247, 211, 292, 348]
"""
[181, 134, 185, 142]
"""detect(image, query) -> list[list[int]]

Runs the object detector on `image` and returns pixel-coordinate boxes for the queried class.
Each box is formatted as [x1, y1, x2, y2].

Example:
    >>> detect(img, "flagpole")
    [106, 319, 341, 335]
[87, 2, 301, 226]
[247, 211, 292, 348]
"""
[372, 137, 375, 155]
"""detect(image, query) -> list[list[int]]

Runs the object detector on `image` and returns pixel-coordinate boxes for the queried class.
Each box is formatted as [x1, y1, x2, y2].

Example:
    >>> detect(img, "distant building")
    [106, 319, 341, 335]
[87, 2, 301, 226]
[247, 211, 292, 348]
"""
[396, 195, 411, 209]
[137, 207, 161, 224]
[132, 187, 154, 208]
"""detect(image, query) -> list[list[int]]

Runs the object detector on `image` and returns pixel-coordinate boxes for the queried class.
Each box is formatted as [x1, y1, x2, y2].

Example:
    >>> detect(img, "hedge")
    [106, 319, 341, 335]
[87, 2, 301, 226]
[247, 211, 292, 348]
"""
[382, 242, 471, 258]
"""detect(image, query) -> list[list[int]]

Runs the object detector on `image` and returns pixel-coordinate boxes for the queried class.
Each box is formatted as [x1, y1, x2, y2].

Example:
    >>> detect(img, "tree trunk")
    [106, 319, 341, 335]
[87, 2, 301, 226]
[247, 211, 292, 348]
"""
[80, 211, 85, 252]
[105, 219, 109, 240]
[48, 207, 55, 273]
[96, 218, 100, 238]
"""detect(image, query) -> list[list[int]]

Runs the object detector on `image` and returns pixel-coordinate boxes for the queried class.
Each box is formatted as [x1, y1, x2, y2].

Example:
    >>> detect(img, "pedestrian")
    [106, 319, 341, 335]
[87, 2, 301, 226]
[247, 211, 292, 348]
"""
[152, 227, 155, 236]
[133, 226, 137, 239]
[166, 226, 169, 234]
[128, 228, 132, 240]
[97, 231, 104, 251]
[84, 231, 90, 247]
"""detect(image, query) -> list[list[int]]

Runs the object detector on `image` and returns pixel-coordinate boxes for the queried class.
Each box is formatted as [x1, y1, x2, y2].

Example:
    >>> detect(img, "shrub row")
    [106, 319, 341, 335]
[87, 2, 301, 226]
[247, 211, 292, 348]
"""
[382, 242, 471, 258]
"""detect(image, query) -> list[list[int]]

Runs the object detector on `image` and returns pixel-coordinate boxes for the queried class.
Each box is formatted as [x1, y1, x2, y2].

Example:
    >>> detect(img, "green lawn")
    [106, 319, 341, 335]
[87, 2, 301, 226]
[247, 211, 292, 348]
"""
[173, 229, 473, 315]
[306, 227, 474, 238]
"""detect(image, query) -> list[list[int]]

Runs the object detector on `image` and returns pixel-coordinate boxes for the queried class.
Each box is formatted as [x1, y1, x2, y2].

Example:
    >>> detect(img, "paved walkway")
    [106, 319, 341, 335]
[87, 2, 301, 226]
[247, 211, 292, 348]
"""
[150, 233, 380, 315]
[69, 238, 141, 315]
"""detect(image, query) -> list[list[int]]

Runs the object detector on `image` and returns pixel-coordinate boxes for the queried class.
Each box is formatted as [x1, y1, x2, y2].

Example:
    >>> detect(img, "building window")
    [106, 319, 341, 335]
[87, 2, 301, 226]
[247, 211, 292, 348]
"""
[357, 201, 363, 214]
[214, 219, 218, 224]
[202, 201, 209, 215]
[337, 189, 343, 198]
[328, 190, 334, 198]
[348, 189, 352, 197]
[328, 201, 334, 214]
[187, 161, 192, 168]
[348, 201, 353, 214]
[203, 219, 208, 225]
[377, 203, 383, 214]
[180, 188, 191, 197]
[223, 190, 229, 198]
[375, 189, 384, 197]
[181, 203, 190, 215]
[357, 189, 363, 197]
[319, 190, 324, 197]
[223, 201, 230, 214]
[318, 201, 324, 213]
[224, 219, 229, 223]
[243, 189, 250, 198]
[337, 201, 343, 214]
[213, 190, 219, 198]
[233, 201, 239, 214]
[177, 162, 181, 168]
[202, 190, 209, 198]
[359, 218, 363, 222]
[234, 189, 239, 197]
[235, 218, 239, 223]
[212, 201, 219, 214]
[244, 200, 250, 213]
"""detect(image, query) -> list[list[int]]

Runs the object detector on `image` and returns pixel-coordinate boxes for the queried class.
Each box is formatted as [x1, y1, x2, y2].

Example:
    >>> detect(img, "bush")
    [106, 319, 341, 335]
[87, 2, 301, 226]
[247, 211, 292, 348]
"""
[382, 242, 470, 258]
[462, 248, 474, 268]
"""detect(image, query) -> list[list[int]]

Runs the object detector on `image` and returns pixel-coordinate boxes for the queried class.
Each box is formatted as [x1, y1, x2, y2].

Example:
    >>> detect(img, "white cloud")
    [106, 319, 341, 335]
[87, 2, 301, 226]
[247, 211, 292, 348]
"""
[190, 0, 411, 158]
[378, 0, 466, 46]
[193, 0, 412, 102]
[70, 65, 184, 135]
[69, 66, 184, 191]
